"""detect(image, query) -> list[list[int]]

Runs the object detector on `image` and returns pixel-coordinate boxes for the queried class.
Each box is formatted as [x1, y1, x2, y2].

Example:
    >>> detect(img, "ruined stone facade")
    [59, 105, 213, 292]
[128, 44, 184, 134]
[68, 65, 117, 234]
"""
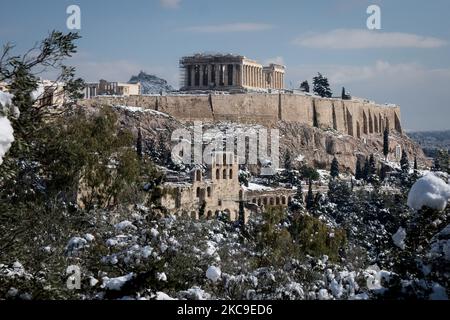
[160, 152, 292, 222]
[84, 79, 141, 98]
[180, 54, 285, 91]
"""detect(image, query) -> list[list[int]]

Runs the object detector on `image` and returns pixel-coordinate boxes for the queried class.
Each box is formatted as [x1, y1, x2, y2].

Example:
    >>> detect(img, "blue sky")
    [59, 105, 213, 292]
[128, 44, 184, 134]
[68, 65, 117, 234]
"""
[1, 0, 450, 131]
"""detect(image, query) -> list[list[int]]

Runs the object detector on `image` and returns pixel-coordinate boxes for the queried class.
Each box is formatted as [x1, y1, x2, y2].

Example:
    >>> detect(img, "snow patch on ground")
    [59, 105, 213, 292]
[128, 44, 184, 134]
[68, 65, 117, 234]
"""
[392, 227, 407, 250]
[206, 266, 221, 282]
[115, 220, 137, 231]
[114, 105, 170, 118]
[155, 291, 175, 300]
[102, 273, 134, 291]
[242, 183, 273, 191]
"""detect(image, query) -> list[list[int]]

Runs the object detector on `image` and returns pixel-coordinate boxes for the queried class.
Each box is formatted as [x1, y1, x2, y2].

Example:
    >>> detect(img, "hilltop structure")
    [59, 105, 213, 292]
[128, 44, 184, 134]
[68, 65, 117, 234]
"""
[179, 54, 285, 92]
[84, 79, 141, 98]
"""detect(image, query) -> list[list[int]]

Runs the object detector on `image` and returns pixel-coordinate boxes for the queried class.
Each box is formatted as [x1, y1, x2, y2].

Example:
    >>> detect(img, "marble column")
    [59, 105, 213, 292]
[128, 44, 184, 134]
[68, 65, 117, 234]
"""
[245, 65, 248, 86]
[207, 64, 212, 87]
[199, 65, 204, 88]
[190, 65, 195, 88]
[256, 67, 259, 88]
[215, 64, 220, 87]
[224, 65, 228, 87]
[232, 64, 237, 86]
[259, 68, 262, 88]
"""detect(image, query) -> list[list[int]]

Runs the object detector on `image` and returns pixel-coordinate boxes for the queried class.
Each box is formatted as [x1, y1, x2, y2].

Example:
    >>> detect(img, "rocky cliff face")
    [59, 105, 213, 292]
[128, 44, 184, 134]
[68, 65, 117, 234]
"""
[278, 122, 429, 173]
[128, 71, 174, 95]
[104, 104, 429, 174]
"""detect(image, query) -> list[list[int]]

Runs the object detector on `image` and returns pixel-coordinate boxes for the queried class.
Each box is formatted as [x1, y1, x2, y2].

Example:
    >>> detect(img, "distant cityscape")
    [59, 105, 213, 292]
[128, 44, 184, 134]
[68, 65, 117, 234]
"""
[408, 130, 450, 157]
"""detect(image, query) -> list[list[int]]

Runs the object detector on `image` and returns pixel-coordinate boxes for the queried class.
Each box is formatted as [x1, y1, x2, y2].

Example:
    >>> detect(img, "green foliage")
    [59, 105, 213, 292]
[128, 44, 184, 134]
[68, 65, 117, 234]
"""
[283, 149, 292, 171]
[341, 87, 351, 100]
[136, 127, 143, 159]
[41, 107, 157, 209]
[383, 128, 389, 159]
[330, 157, 339, 179]
[400, 150, 409, 173]
[300, 165, 319, 181]
[290, 213, 346, 261]
[306, 180, 315, 210]
[432, 149, 449, 173]
[355, 157, 363, 180]
[328, 179, 352, 206]
[300, 80, 310, 93]
[256, 207, 297, 267]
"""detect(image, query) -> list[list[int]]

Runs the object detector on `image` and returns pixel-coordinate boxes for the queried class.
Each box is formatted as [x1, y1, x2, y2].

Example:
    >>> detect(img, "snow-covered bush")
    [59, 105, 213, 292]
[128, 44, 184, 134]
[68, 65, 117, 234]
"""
[407, 173, 450, 211]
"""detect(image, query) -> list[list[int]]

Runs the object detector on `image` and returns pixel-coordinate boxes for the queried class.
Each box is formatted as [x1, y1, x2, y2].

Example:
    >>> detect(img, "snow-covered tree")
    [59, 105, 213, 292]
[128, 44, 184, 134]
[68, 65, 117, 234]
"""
[330, 157, 339, 179]
[300, 80, 310, 93]
[383, 128, 389, 160]
[313, 73, 332, 98]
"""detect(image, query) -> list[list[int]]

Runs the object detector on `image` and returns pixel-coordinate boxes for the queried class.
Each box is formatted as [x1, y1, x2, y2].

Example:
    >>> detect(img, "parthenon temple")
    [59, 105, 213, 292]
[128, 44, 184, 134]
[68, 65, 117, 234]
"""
[180, 54, 285, 92]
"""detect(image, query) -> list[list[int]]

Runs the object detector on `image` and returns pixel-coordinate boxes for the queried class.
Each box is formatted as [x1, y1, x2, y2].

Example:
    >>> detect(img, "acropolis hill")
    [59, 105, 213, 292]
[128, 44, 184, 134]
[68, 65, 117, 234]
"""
[78, 53, 422, 172]
[80, 54, 402, 137]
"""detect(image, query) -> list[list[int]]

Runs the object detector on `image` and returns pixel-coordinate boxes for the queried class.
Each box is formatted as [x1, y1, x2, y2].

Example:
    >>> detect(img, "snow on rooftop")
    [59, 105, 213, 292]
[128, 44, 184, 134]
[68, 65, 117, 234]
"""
[242, 183, 273, 192]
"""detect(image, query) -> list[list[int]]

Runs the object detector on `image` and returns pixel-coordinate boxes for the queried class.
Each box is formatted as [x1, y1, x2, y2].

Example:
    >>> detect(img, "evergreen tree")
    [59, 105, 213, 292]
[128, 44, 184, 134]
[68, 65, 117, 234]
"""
[330, 157, 339, 179]
[341, 87, 350, 100]
[355, 157, 363, 180]
[436, 149, 450, 173]
[300, 80, 310, 93]
[363, 157, 370, 181]
[369, 154, 377, 176]
[136, 127, 143, 159]
[379, 164, 388, 181]
[284, 149, 292, 171]
[432, 155, 441, 172]
[400, 150, 409, 173]
[295, 181, 304, 204]
[312, 73, 332, 98]
[414, 156, 418, 171]
[289, 180, 305, 211]
[383, 128, 389, 160]
[306, 179, 315, 210]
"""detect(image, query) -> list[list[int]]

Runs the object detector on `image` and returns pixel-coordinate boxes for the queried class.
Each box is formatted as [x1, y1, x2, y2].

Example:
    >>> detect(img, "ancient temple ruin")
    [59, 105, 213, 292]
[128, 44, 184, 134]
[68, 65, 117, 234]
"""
[179, 54, 285, 92]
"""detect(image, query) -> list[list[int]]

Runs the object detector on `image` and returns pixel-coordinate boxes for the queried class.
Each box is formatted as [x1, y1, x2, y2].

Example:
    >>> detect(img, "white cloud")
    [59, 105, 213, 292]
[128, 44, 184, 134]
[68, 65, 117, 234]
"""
[287, 61, 450, 130]
[290, 60, 450, 86]
[292, 29, 447, 49]
[264, 56, 284, 66]
[184, 23, 273, 33]
[160, 0, 181, 9]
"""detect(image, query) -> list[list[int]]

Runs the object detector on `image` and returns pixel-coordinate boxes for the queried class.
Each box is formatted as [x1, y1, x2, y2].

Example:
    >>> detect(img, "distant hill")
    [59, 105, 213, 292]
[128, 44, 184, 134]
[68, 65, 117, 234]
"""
[408, 130, 450, 157]
[128, 71, 174, 94]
